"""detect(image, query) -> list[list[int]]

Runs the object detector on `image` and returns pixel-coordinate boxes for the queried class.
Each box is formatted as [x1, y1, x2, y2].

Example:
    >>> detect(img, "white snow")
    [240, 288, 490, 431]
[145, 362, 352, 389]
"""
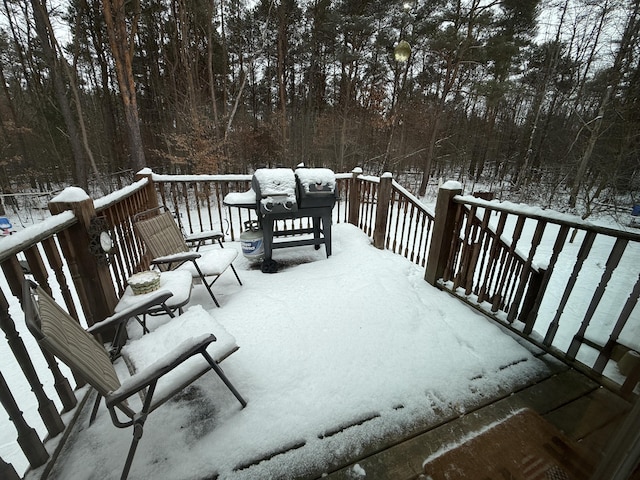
[441, 180, 462, 190]
[94, 178, 149, 210]
[295, 168, 336, 193]
[223, 189, 257, 207]
[421, 408, 526, 467]
[253, 168, 297, 210]
[127, 270, 160, 287]
[49, 186, 90, 203]
[21, 224, 549, 480]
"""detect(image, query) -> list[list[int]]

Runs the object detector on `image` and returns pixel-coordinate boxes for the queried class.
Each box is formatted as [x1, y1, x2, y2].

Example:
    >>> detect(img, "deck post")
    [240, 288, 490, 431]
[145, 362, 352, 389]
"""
[48, 189, 118, 328]
[134, 168, 160, 211]
[425, 181, 462, 286]
[348, 167, 362, 226]
[373, 173, 393, 249]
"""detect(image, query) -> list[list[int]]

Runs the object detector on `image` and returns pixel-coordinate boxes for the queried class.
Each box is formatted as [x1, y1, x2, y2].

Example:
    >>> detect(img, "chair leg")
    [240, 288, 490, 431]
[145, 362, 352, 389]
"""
[230, 263, 243, 286]
[89, 392, 102, 425]
[201, 351, 247, 407]
[192, 261, 221, 307]
[203, 279, 221, 307]
[120, 422, 144, 480]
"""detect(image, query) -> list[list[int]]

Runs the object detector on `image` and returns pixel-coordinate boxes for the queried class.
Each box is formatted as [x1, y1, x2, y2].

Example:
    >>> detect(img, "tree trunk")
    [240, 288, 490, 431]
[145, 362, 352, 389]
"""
[102, 0, 146, 171]
[277, 1, 288, 157]
[30, 0, 88, 189]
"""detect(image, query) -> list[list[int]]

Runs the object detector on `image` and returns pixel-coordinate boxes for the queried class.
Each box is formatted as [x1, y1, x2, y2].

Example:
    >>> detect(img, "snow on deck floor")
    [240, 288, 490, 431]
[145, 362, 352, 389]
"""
[39, 224, 549, 480]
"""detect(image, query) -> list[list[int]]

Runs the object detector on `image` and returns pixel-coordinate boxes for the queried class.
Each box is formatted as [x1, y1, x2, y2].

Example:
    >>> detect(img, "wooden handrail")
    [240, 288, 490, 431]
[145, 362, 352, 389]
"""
[455, 195, 640, 242]
[0, 212, 76, 263]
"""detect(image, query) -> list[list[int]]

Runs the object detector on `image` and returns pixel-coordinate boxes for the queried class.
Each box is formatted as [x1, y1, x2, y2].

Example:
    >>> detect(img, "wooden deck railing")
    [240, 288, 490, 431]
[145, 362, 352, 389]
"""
[426, 182, 640, 400]
[0, 170, 637, 478]
[0, 178, 156, 479]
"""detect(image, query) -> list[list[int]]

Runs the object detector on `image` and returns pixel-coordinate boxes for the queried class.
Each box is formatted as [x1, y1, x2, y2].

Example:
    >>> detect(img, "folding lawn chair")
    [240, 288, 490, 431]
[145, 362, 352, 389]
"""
[23, 279, 247, 480]
[133, 207, 242, 307]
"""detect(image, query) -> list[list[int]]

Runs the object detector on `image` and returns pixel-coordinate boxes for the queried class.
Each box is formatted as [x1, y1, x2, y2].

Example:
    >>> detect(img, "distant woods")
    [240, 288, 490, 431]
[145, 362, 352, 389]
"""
[0, 0, 639, 212]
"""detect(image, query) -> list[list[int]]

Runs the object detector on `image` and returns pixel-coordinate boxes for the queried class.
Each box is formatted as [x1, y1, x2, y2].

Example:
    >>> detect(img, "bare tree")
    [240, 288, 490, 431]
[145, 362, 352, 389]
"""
[30, 0, 89, 188]
[102, 0, 146, 171]
[569, 0, 640, 207]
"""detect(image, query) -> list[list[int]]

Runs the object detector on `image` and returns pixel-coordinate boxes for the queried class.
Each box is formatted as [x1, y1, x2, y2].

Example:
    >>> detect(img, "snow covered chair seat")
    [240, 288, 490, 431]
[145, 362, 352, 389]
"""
[133, 206, 242, 307]
[23, 279, 247, 480]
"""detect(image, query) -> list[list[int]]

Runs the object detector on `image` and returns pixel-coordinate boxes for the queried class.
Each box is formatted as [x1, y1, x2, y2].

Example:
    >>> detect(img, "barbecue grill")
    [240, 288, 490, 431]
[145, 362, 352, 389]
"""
[226, 167, 337, 273]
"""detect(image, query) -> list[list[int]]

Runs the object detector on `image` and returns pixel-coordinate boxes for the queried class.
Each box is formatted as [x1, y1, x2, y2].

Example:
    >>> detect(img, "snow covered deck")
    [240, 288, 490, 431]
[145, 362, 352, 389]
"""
[29, 224, 631, 480]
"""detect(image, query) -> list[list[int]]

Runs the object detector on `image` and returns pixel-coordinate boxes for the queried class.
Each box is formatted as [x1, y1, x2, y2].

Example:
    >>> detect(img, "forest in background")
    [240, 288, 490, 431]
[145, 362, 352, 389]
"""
[0, 0, 639, 218]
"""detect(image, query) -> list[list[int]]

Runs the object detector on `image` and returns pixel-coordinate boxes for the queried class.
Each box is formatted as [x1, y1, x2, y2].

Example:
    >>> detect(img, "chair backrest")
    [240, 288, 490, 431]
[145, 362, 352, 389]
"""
[134, 211, 189, 268]
[24, 281, 121, 397]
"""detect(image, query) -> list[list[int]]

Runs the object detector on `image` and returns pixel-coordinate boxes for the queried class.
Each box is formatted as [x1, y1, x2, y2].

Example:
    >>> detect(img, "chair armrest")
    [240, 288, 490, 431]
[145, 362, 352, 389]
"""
[87, 290, 174, 335]
[185, 230, 224, 243]
[185, 231, 224, 251]
[105, 334, 216, 407]
[151, 251, 201, 265]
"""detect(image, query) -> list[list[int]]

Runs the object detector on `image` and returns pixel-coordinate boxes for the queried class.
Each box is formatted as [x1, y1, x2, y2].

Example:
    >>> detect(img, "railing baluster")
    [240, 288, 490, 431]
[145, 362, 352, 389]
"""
[478, 212, 507, 304]
[0, 370, 49, 469]
[40, 237, 80, 323]
[0, 455, 20, 480]
[503, 261, 523, 312]
[566, 237, 628, 360]
[593, 273, 640, 373]
[454, 206, 476, 290]
[522, 225, 570, 335]
[17, 251, 77, 409]
[492, 215, 525, 312]
[193, 182, 203, 231]
[216, 182, 226, 237]
[402, 201, 412, 259]
[182, 182, 193, 232]
[416, 213, 427, 266]
[0, 283, 65, 438]
[543, 231, 597, 346]
[23, 246, 49, 292]
[506, 220, 546, 323]
[205, 182, 214, 232]
[407, 204, 420, 262]
[393, 194, 402, 253]
[464, 209, 485, 295]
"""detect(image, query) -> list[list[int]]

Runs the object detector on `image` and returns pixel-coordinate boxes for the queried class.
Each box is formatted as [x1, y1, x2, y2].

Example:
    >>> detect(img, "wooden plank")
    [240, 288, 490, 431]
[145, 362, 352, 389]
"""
[517, 371, 592, 411]
[543, 387, 631, 442]
[422, 409, 594, 480]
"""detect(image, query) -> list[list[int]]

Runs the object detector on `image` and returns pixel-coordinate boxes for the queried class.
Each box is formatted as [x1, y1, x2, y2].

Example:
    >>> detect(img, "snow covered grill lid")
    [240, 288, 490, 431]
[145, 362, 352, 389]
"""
[252, 168, 298, 214]
[295, 168, 337, 209]
[295, 168, 336, 193]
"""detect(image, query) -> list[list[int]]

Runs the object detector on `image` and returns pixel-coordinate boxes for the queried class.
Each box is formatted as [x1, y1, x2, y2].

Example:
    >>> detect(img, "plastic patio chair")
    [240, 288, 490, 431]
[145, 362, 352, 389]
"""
[133, 207, 242, 307]
[23, 279, 247, 480]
